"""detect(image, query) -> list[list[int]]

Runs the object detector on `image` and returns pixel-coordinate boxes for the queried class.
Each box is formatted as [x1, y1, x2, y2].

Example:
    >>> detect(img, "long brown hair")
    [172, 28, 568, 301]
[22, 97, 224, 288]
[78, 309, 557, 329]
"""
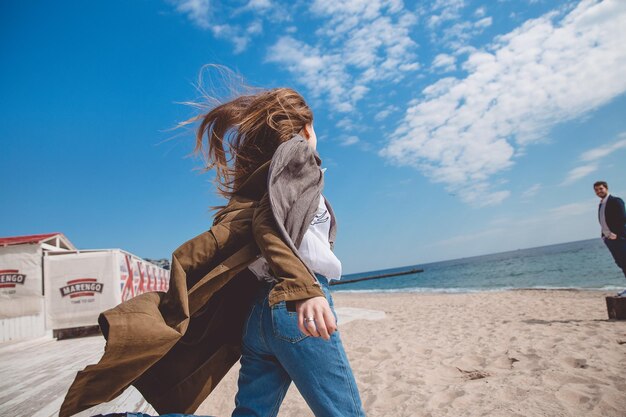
[178, 66, 313, 211]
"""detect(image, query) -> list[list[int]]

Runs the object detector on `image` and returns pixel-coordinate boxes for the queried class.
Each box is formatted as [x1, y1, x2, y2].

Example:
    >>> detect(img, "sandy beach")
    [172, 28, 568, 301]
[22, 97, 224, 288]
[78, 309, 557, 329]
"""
[2, 289, 625, 417]
[198, 289, 626, 417]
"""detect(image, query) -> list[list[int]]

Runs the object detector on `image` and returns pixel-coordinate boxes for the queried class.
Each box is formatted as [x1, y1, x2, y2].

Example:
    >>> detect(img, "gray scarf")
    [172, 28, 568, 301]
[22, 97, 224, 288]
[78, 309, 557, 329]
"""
[267, 134, 337, 278]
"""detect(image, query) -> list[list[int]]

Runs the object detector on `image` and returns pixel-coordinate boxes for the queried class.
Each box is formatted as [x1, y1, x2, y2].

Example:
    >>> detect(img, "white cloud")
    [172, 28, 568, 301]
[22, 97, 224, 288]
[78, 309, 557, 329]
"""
[438, 15, 493, 50]
[562, 131, 626, 185]
[169, 0, 266, 53]
[561, 164, 598, 185]
[380, 0, 626, 206]
[428, 0, 466, 28]
[456, 183, 511, 207]
[580, 133, 626, 161]
[340, 135, 360, 146]
[423, 0, 491, 50]
[474, 16, 493, 28]
[374, 109, 392, 121]
[521, 183, 542, 199]
[336, 117, 362, 130]
[170, 0, 210, 29]
[266, 0, 420, 113]
[374, 104, 400, 121]
[549, 199, 596, 217]
[246, 20, 263, 35]
[432, 53, 457, 72]
[246, 0, 272, 10]
[266, 37, 356, 112]
[433, 196, 599, 255]
[236, 0, 291, 23]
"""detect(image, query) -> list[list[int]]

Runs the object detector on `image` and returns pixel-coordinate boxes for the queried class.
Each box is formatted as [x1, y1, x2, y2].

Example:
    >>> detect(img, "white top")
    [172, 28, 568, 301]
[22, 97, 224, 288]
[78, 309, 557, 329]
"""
[599, 193, 612, 238]
[248, 177, 342, 283]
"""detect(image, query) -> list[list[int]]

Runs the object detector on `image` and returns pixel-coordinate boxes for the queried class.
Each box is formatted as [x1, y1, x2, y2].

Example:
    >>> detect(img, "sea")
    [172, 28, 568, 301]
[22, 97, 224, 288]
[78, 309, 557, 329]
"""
[335, 238, 625, 294]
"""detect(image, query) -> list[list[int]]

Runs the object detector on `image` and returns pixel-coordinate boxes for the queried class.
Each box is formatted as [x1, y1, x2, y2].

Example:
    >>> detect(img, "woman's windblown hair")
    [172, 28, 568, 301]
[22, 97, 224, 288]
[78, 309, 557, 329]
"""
[177, 65, 313, 210]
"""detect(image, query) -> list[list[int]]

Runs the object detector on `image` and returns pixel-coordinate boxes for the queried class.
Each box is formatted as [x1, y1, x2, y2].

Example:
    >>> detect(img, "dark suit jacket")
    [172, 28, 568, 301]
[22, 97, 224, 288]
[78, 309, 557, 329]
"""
[599, 195, 626, 238]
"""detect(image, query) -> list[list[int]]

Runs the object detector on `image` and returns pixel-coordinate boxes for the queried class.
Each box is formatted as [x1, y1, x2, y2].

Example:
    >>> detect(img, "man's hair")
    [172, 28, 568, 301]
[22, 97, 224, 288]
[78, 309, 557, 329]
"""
[593, 181, 608, 189]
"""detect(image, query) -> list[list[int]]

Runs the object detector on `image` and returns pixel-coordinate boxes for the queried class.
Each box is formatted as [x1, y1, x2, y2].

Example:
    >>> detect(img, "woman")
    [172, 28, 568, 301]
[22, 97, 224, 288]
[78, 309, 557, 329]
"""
[193, 86, 367, 417]
[59, 82, 365, 417]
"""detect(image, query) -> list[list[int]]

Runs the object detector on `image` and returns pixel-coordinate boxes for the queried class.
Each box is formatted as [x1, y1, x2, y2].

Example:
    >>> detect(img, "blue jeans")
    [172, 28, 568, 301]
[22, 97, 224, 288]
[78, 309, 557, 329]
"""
[232, 273, 366, 417]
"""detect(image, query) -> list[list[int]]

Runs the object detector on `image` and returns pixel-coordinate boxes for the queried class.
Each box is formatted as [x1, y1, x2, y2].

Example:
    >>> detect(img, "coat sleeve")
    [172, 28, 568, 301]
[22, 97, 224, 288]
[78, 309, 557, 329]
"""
[616, 197, 626, 222]
[252, 191, 326, 306]
[614, 197, 626, 234]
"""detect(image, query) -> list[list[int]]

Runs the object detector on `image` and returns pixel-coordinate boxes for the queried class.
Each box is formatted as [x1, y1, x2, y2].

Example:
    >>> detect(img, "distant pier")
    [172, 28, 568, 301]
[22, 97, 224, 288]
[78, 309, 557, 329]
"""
[330, 268, 424, 286]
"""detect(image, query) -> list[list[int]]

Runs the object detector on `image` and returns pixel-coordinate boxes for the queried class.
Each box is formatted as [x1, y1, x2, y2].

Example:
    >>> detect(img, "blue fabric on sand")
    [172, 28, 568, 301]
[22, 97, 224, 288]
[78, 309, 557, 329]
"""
[93, 413, 214, 417]
[231, 272, 366, 417]
[126, 414, 213, 417]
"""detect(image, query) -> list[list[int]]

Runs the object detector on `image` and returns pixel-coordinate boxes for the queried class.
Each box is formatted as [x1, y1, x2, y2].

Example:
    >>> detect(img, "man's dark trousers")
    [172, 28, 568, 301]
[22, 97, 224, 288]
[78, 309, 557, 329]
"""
[604, 237, 626, 278]
[599, 194, 626, 279]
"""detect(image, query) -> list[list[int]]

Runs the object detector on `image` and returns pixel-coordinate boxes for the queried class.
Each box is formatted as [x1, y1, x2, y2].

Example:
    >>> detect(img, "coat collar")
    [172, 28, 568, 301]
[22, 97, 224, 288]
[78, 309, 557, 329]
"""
[235, 159, 272, 201]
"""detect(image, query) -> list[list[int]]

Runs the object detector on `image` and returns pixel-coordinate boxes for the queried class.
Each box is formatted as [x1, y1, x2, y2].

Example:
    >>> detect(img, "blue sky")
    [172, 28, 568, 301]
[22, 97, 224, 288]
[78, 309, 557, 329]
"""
[1, 0, 625, 274]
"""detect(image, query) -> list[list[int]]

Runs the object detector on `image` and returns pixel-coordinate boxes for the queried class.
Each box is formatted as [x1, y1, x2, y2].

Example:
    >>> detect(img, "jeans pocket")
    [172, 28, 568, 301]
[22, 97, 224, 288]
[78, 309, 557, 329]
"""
[271, 301, 309, 343]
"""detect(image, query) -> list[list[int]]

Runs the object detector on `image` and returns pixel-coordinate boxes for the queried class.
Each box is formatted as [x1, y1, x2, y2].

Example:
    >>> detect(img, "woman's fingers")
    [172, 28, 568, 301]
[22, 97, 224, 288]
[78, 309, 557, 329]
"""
[314, 308, 330, 340]
[299, 303, 320, 337]
[323, 307, 337, 335]
[305, 314, 320, 337]
[296, 296, 336, 340]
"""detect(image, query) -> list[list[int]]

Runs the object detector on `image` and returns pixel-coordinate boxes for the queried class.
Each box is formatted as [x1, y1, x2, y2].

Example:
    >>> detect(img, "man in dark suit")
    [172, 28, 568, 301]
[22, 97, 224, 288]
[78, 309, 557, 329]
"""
[594, 181, 626, 296]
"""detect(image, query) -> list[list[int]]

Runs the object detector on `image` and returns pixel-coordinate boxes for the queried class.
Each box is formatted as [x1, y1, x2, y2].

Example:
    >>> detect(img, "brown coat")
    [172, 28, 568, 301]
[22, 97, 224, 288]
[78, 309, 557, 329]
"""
[59, 135, 338, 417]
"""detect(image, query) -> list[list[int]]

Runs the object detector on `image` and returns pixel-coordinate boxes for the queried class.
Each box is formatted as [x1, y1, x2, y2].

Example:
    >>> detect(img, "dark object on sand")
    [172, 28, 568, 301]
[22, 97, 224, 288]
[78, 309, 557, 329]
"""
[605, 296, 626, 320]
[456, 367, 490, 380]
[54, 325, 101, 340]
[330, 268, 424, 286]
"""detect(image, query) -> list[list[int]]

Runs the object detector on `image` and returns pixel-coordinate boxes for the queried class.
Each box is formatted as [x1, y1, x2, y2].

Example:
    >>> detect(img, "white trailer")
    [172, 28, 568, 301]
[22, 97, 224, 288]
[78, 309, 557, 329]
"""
[0, 233, 76, 342]
[43, 249, 170, 334]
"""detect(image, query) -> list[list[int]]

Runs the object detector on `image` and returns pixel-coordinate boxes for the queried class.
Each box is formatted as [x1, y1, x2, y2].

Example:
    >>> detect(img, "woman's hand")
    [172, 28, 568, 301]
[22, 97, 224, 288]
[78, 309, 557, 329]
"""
[295, 296, 337, 340]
